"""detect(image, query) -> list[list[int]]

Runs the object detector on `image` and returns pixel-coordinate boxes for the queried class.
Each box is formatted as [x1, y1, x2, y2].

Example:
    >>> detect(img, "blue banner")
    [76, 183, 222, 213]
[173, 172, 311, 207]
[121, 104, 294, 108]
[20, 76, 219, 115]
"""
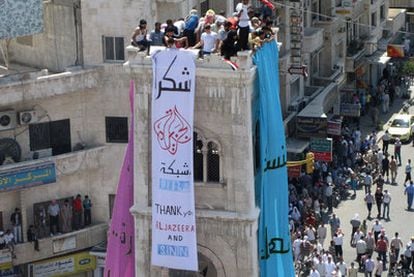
[253, 41, 295, 276]
[0, 162, 56, 192]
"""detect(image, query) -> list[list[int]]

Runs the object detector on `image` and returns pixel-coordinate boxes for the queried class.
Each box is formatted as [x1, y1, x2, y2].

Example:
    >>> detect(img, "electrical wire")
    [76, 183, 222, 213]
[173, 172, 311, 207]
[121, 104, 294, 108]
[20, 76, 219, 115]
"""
[268, 0, 414, 37]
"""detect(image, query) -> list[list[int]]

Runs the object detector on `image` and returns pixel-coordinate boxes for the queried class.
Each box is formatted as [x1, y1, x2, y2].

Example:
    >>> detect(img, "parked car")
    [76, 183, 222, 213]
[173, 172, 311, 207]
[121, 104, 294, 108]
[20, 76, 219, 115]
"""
[387, 114, 414, 142]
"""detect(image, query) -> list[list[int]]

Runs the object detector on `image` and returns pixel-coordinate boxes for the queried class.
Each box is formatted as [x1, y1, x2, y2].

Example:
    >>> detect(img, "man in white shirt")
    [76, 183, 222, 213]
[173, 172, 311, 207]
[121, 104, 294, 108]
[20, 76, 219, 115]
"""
[382, 130, 390, 153]
[292, 235, 302, 262]
[236, 0, 250, 50]
[336, 257, 347, 276]
[382, 189, 391, 219]
[371, 219, 383, 243]
[4, 229, 15, 258]
[48, 200, 60, 236]
[193, 24, 218, 56]
[317, 224, 327, 248]
[333, 230, 344, 258]
[309, 267, 321, 277]
[324, 256, 336, 277]
[356, 236, 367, 266]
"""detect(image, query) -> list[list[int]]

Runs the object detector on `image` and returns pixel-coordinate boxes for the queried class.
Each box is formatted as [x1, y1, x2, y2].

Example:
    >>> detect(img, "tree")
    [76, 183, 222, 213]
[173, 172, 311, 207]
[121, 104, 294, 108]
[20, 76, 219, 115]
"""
[401, 60, 414, 78]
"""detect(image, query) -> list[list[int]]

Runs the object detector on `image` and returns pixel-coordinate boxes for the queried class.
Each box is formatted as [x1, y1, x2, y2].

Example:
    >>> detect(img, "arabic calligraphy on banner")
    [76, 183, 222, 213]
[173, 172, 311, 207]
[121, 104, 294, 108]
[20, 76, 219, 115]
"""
[0, 162, 56, 192]
[151, 49, 198, 271]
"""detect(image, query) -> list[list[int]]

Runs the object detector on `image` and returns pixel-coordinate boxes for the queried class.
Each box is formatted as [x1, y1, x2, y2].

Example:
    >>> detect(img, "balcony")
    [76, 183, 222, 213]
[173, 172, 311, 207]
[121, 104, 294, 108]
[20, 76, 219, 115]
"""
[156, 0, 183, 2]
[302, 28, 324, 53]
[0, 66, 101, 106]
[387, 9, 406, 34]
[13, 223, 107, 265]
[345, 41, 366, 72]
[125, 46, 254, 73]
[0, 146, 106, 180]
[389, 0, 414, 8]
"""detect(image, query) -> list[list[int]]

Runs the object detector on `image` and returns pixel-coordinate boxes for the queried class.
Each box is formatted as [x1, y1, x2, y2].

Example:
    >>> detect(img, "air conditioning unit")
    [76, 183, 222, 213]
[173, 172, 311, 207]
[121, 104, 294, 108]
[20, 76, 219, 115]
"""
[18, 110, 39, 125]
[0, 110, 17, 131]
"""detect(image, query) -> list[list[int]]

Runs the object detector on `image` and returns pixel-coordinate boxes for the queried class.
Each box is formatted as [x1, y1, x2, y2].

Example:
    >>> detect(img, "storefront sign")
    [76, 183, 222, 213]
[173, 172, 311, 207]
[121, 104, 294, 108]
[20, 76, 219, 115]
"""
[151, 49, 198, 270]
[0, 250, 12, 271]
[296, 116, 327, 138]
[387, 44, 405, 58]
[340, 103, 361, 117]
[0, 162, 56, 192]
[288, 66, 308, 77]
[29, 251, 96, 277]
[288, 165, 302, 178]
[310, 138, 333, 162]
[327, 120, 342, 136]
[53, 236, 76, 253]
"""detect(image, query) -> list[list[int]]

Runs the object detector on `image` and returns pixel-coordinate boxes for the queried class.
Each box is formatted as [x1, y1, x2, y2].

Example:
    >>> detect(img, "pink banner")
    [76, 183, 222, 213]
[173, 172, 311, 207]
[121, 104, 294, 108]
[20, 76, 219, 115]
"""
[104, 80, 135, 277]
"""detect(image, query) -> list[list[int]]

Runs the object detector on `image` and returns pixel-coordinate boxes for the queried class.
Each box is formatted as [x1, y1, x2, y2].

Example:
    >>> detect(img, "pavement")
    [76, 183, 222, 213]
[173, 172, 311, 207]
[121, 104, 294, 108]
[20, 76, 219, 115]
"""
[330, 88, 414, 274]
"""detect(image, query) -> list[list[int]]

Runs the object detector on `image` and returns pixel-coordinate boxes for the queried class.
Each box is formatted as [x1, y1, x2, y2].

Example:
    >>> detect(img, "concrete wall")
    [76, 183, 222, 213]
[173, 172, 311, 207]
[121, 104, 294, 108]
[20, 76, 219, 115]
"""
[9, 2, 78, 72]
[0, 65, 130, 232]
[80, 0, 158, 65]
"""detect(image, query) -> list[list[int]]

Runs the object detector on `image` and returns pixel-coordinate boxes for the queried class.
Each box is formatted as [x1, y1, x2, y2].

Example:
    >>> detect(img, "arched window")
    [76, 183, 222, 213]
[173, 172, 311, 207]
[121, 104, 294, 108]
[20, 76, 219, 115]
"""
[193, 131, 222, 184]
[193, 132, 204, 182]
[169, 252, 218, 277]
[207, 141, 220, 182]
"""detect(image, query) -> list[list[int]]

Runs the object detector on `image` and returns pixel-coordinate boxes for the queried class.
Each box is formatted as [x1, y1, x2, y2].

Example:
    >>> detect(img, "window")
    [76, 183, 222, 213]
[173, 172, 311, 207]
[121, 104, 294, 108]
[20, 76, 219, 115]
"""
[106, 117, 128, 143]
[193, 132, 204, 182]
[371, 12, 377, 27]
[207, 142, 220, 182]
[380, 5, 385, 21]
[103, 36, 125, 62]
[200, 0, 210, 16]
[109, 194, 115, 219]
[29, 119, 71, 156]
[193, 131, 221, 184]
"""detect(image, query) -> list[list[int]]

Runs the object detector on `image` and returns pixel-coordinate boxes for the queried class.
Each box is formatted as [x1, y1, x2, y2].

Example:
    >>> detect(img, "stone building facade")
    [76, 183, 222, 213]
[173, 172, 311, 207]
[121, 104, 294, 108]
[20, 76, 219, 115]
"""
[126, 50, 260, 276]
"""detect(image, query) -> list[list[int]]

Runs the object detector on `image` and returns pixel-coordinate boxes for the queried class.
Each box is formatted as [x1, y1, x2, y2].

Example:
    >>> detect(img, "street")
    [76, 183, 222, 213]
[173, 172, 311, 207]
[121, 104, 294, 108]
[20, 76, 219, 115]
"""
[332, 90, 414, 274]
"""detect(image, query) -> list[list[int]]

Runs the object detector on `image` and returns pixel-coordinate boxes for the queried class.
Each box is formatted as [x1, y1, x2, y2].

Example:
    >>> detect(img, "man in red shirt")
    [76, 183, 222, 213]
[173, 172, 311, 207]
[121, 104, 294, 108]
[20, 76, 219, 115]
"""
[376, 235, 388, 270]
[72, 194, 83, 230]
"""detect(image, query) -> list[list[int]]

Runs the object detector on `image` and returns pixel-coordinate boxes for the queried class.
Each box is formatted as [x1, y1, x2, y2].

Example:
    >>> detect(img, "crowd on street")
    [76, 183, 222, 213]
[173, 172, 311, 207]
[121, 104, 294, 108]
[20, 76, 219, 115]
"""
[289, 70, 414, 276]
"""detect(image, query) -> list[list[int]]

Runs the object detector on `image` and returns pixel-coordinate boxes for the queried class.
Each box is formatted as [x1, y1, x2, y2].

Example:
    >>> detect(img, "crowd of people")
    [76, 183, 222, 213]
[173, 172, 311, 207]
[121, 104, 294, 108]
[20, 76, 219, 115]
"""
[290, 125, 414, 275]
[289, 87, 414, 277]
[130, 0, 276, 58]
[0, 194, 92, 257]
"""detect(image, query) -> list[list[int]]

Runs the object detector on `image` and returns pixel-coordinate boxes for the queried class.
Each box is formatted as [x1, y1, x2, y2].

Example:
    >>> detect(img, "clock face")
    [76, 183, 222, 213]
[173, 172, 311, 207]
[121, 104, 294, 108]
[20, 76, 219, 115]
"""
[0, 138, 21, 163]
[0, 115, 11, 127]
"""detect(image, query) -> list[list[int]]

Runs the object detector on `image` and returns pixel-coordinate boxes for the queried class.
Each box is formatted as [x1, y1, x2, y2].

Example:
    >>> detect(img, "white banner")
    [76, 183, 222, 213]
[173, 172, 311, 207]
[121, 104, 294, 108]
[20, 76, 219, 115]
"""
[151, 49, 198, 271]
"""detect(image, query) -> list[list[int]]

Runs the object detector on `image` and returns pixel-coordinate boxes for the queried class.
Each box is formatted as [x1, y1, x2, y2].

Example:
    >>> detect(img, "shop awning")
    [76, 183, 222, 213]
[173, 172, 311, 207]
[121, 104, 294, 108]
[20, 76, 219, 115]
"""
[297, 82, 338, 118]
[286, 138, 309, 154]
[365, 50, 391, 64]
